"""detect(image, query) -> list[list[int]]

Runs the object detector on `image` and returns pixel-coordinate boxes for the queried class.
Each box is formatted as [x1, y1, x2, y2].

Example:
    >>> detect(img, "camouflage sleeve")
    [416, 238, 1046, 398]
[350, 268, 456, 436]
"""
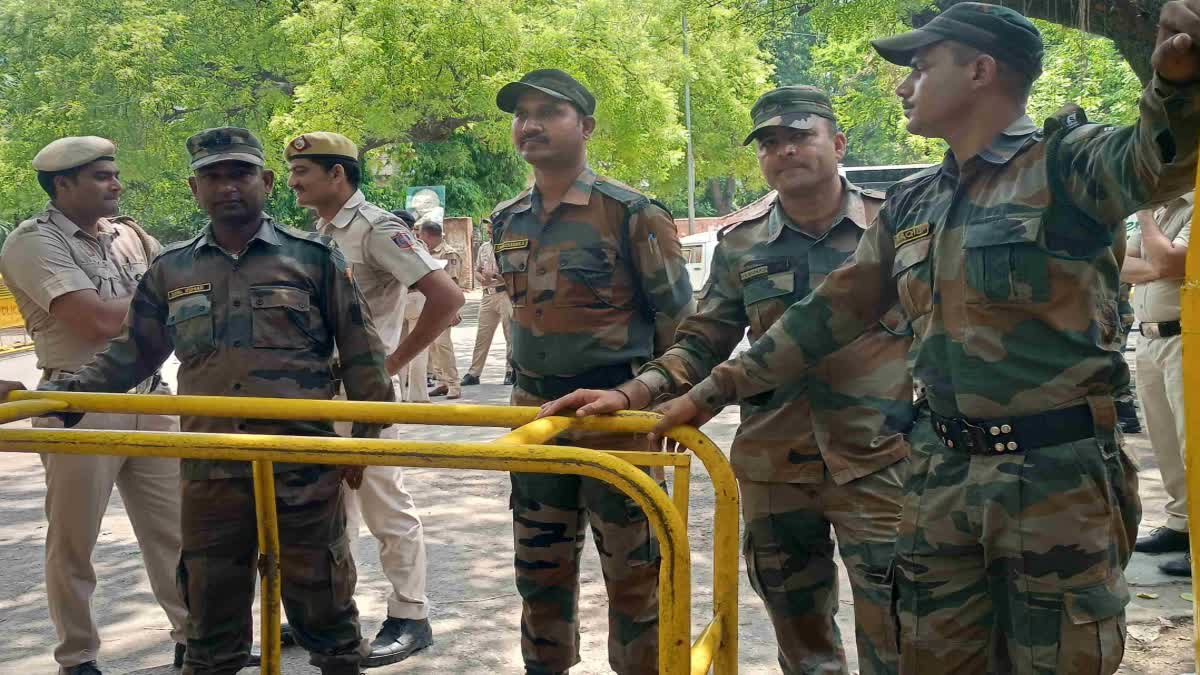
[686, 211, 897, 411]
[44, 262, 173, 394]
[635, 241, 747, 400]
[324, 247, 396, 438]
[1056, 76, 1200, 227]
[628, 205, 694, 357]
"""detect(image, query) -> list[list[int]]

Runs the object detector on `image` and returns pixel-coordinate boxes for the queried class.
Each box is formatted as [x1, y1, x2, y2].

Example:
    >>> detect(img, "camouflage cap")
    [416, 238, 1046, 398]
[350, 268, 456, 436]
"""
[185, 127, 265, 170]
[743, 86, 836, 146]
[496, 69, 596, 116]
[285, 131, 358, 163]
[32, 136, 117, 172]
[871, 2, 1043, 79]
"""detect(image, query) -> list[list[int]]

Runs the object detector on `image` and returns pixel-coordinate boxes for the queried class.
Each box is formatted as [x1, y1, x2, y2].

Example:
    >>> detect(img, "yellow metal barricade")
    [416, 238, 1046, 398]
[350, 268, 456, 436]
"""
[1185, 171, 1200, 669]
[0, 392, 739, 675]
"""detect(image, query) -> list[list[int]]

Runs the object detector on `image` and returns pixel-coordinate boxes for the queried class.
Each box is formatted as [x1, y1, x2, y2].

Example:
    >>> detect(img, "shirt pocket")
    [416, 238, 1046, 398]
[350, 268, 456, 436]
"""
[892, 238, 933, 319]
[555, 246, 617, 307]
[166, 294, 215, 359]
[497, 249, 529, 307]
[963, 209, 1049, 305]
[250, 285, 318, 350]
[741, 267, 794, 338]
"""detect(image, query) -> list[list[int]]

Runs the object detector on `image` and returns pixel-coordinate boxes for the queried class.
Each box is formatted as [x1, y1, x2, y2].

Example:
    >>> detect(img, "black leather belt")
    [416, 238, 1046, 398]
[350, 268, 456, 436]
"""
[483, 285, 507, 295]
[1139, 320, 1181, 339]
[930, 404, 1095, 455]
[516, 363, 633, 400]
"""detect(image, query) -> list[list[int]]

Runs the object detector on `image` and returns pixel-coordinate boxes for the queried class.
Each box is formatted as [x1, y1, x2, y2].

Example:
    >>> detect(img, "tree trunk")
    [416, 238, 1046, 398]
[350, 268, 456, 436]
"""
[708, 177, 736, 215]
[931, 0, 1163, 85]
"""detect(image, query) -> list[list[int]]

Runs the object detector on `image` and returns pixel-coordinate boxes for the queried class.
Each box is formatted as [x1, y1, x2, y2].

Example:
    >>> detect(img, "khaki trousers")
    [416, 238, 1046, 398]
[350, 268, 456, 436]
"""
[468, 290, 512, 378]
[429, 328, 460, 395]
[397, 310, 430, 403]
[1137, 333, 1189, 531]
[335, 422, 429, 619]
[36, 390, 187, 670]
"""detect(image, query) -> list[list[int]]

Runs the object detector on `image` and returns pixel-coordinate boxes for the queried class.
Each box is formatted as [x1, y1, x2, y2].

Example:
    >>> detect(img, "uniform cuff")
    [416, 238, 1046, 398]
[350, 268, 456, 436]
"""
[687, 377, 728, 413]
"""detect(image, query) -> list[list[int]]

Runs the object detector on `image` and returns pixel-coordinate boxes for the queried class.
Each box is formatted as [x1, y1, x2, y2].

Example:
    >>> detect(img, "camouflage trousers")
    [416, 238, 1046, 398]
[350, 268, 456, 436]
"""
[509, 387, 662, 674]
[741, 459, 905, 675]
[895, 405, 1141, 675]
[178, 466, 366, 675]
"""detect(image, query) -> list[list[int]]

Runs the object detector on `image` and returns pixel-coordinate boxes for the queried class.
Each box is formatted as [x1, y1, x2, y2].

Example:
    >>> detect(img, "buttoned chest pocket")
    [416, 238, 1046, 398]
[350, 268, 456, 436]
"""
[166, 294, 215, 359]
[556, 246, 618, 307]
[892, 239, 933, 319]
[742, 270, 795, 338]
[497, 249, 529, 306]
[77, 256, 119, 297]
[250, 286, 319, 350]
[963, 212, 1050, 304]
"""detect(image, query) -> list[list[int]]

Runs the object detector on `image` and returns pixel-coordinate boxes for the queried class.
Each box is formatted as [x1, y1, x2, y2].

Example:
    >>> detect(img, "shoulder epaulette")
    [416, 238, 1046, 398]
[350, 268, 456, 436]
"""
[860, 187, 887, 201]
[358, 200, 397, 225]
[158, 232, 204, 256]
[593, 176, 652, 212]
[717, 190, 776, 239]
[491, 189, 534, 220]
[276, 222, 335, 249]
[1043, 103, 1090, 138]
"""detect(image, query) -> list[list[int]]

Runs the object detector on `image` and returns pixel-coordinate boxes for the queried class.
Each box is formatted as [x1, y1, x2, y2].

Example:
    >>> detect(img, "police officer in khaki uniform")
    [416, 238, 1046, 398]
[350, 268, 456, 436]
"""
[1125, 193, 1194, 575]
[419, 222, 464, 399]
[0, 136, 188, 675]
[286, 131, 465, 664]
[462, 227, 515, 386]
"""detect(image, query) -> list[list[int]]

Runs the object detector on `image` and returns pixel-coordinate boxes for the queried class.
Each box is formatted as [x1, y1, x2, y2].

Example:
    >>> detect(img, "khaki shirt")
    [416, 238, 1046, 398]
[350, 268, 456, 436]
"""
[317, 190, 439, 350]
[476, 240, 503, 288]
[0, 205, 159, 371]
[429, 241, 463, 285]
[1130, 191, 1192, 323]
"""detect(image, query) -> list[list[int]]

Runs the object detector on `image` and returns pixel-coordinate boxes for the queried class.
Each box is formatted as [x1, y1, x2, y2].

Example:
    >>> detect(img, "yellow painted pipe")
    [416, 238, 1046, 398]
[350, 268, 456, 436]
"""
[1183, 169, 1200, 670]
[672, 461, 692, 525]
[0, 398, 67, 424]
[690, 615, 723, 675]
[0, 427, 694, 674]
[494, 416, 573, 445]
[252, 461, 282, 675]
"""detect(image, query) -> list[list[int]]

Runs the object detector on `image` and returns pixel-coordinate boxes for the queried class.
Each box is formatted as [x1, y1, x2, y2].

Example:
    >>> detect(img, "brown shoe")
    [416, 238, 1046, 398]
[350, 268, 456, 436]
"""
[428, 385, 449, 397]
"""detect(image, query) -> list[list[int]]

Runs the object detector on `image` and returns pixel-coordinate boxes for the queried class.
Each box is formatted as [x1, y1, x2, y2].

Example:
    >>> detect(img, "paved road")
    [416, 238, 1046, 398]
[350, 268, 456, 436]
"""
[0, 293, 1190, 674]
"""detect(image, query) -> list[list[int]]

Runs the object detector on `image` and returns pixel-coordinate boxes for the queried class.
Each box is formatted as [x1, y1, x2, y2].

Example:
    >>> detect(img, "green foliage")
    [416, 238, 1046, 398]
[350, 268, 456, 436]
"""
[0, 0, 771, 241]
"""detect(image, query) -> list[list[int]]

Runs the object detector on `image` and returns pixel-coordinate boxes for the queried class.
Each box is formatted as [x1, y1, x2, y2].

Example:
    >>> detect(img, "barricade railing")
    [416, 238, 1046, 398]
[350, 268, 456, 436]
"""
[0, 392, 739, 675]
[1183, 168, 1200, 670]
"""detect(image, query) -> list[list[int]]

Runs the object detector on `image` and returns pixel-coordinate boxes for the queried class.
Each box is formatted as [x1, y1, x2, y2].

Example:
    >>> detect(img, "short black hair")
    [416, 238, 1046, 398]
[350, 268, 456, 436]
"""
[308, 156, 361, 189]
[947, 41, 1034, 103]
[36, 166, 85, 199]
[391, 209, 417, 227]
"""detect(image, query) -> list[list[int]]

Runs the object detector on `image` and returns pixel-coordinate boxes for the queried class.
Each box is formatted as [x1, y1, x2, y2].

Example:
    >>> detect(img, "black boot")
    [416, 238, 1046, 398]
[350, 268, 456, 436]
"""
[1115, 400, 1142, 434]
[1135, 526, 1189, 553]
[461, 373, 480, 386]
[173, 642, 186, 668]
[1161, 553, 1193, 577]
[63, 663, 102, 675]
[364, 617, 433, 667]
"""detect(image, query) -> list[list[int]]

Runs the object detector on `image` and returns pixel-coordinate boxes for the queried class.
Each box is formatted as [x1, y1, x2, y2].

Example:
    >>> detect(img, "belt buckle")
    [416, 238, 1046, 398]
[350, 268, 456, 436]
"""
[1141, 323, 1160, 339]
[959, 419, 990, 453]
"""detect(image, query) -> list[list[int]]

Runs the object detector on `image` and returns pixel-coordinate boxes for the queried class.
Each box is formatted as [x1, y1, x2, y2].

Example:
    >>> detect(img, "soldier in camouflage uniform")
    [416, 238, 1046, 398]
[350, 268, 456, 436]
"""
[490, 69, 693, 674]
[540, 87, 913, 675]
[648, 3, 1200, 672]
[2, 128, 396, 675]
[1113, 283, 1142, 433]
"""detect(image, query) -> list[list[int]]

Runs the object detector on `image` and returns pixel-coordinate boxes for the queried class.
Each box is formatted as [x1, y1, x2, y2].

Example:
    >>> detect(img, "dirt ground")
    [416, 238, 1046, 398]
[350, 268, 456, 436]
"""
[0, 292, 1196, 674]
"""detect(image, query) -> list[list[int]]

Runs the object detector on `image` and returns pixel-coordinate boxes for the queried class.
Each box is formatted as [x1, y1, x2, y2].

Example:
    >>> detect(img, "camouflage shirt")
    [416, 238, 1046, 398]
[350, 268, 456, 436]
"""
[44, 216, 395, 480]
[689, 78, 1200, 420]
[634, 181, 913, 484]
[490, 167, 693, 378]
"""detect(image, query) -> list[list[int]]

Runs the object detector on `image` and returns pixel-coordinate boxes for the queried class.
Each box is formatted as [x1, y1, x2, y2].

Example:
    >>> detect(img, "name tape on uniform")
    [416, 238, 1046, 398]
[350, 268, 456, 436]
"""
[167, 283, 212, 300]
[894, 223, 931, 248]
[739, 265, 770, 282]
[495, 238, 529, 253]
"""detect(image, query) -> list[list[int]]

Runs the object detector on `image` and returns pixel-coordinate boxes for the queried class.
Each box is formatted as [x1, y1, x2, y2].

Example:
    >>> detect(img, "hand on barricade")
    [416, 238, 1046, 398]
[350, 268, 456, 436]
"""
[649, 395, 715, 452]
[340, 465, 365, 489]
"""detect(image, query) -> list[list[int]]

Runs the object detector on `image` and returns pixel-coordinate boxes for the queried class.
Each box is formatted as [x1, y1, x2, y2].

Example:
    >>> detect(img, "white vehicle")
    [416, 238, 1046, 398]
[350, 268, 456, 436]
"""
[680, 229, 719, 295]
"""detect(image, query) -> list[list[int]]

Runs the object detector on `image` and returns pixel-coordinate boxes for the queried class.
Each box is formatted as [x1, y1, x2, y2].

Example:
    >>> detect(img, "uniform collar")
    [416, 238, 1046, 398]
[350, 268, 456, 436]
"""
[196, 215, 280, 255]
[943, 114, 1039, 172]
[42, 203, 117, 240]
[320, 190, 366, 230]
[766, 177, 869, 244]
[524, 166, 597, 216]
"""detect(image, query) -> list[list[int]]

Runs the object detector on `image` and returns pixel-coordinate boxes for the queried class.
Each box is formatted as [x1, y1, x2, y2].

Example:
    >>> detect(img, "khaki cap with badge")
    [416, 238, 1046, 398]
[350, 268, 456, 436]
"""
[32, 136, 117, 172]
[185, 127, 265, 169]
[285, 132, 359, 162]
[496, 69, 597, 116]
[871, 2, 1043, 78]
[743, 85, 837, 145]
